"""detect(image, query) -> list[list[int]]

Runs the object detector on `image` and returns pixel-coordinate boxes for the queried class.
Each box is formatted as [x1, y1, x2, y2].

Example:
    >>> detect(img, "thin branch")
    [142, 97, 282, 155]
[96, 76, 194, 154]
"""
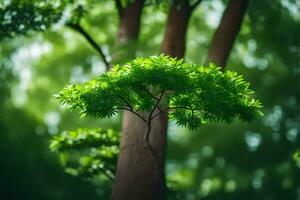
[151, 111, 162, 120]
[98, 167, 115, 180]
[144, 90, 165, 146]
[149, 90, 165, 121]
[155, 89, 168, 96]
[116, 107, 147, 122]
[115, 91, 148, 122]
[142, 90, 166, 199]
[115, 0, 124, 17]
[151, 105, 165, 120]
[143, 121, 159, 190]
[128, 110, 147, 123]
[115, 93, 133, 110]
[67, 23, 110, 70]
[189, 0, 203, 11]
[142, 86, 159, 100]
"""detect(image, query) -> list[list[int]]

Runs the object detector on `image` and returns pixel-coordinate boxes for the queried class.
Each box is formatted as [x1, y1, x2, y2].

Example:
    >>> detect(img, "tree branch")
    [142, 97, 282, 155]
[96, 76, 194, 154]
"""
[115, 93, 133, 110]
[141, 86, 159, 100]
[149, 90, 165, 120]
[189, 0, 203, 12]
[151, 110, 162, 120]
[144, 90, 165, 146]
[115, 0, 124, 17]
[98, 166, 115, 180]
[67, 23, 110, 70]
[116, 107, 147, 122]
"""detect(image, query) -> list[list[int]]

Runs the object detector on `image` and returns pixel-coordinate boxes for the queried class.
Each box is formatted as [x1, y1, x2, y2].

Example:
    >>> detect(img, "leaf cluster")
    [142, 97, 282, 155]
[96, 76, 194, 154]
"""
[0, 0, 66, 40]
[122, 0, 199, 7]
[57, 55, 263, 129]
[50, 128, 119, 179]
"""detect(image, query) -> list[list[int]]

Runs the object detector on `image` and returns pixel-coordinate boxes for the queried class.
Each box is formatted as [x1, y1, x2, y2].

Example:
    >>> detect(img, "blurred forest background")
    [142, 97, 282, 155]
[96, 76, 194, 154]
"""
[1, 0, 300, 199]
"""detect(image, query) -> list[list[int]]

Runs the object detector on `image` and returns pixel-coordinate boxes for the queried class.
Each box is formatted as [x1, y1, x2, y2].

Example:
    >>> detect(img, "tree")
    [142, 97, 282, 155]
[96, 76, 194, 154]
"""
[1, 0, 257, 199]
[2, 0, 300, 199]
[114, 0, 249, 199]
[56, 55, 262, 199]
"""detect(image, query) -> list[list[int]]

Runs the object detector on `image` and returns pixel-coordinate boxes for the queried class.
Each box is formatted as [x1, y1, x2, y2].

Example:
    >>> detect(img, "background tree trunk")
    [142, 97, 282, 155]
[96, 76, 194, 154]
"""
[194, 0, 249, 191]
[206, 0, 249, 68]
[111, 0, 145, 66]
[112, 2, 192, 200]
[161, 3, 191, 57]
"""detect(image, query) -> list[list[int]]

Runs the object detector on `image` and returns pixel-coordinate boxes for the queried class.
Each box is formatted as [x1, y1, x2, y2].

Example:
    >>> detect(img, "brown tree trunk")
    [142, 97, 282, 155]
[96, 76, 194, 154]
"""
[112, 2, 193, 200]
[112, 111, 168, 200]
[206, 0, 249, 68]
[116, 0, 144, 43]
[194, 0, 249, 193]
[111, 0, 145, 66]
[161, 3, 192, 57]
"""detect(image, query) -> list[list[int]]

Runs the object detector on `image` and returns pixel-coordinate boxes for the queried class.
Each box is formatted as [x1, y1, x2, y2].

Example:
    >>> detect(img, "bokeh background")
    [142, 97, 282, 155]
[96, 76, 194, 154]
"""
[1, 0, 300, 199]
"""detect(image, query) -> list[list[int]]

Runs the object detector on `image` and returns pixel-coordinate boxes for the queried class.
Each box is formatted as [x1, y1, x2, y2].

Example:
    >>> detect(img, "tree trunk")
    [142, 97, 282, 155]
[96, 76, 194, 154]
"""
[194, 0, 249, 193]
[116, 0, 144, 43]
[206, 0, 249, 68]
[112, 111, 168, 200]
[112, 3, 192, 200]
[111, 0, 145, 66]
[161, 3, 191, 57]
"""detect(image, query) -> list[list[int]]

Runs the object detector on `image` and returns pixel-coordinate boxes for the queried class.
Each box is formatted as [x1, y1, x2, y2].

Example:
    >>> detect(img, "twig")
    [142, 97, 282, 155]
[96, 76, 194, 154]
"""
[115, 0, 124, 17]
[189, 0, 203, 11]
[115, 107, 146, 122]
[98, 166, 115, 180]
[142, 86, 159, 100]
[150, 105, 165, 120]
[143, 91, 165, 200]
[115, 93, 133, 110]
[151, 111, 162, 120]
[67, 23, 110, 70]
[144, 90, 165, 147]
[150, 91, 165, 119]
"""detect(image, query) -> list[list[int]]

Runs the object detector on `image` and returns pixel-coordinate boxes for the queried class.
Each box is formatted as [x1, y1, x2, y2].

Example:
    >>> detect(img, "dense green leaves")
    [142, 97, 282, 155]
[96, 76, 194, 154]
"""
[57, 55, 262, 129]
[0, 0, 298, 199]
[50, 128, 119, 152]
[0, 0, 66, 39]
[50, 128, 119, 179]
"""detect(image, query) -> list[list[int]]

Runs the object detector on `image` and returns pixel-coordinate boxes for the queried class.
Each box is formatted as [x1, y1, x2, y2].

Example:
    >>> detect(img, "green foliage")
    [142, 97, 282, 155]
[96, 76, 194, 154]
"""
[0, 0, 298, 199]
[293, 150, 300, 161]
[0, 0, 197, 41]
[0, 0, 67, 40]
[57, 55, 262, 129]
[50, 128, 119, 179]
[143, 0, 201, 6]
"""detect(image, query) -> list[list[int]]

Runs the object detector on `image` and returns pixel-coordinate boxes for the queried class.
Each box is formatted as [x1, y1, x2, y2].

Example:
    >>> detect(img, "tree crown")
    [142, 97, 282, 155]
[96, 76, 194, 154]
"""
[57, 55, 263, 129]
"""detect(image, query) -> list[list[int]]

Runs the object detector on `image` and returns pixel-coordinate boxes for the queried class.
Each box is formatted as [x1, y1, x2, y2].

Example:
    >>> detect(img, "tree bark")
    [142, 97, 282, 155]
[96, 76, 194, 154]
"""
[112, 111, 168, 200]
[111, 0, 145, 66]
[161, 3, 191, 57]
[194, 0, 249, 193]
[206, 0, 249, 68]
[112, 2, 193, 200]
[116, 0, 144, 44]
